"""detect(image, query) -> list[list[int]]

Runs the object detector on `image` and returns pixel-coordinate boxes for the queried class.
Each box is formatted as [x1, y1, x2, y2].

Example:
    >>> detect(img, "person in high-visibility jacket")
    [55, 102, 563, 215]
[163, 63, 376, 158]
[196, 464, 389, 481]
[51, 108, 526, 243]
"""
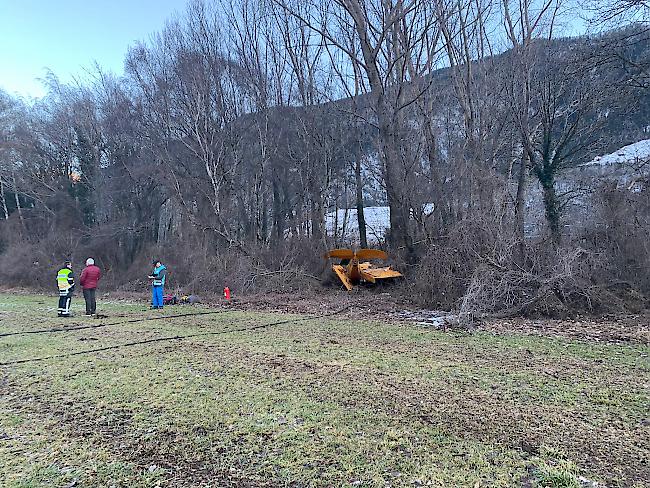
[148, 259, 167, 309]
[56, 260, 75, 317]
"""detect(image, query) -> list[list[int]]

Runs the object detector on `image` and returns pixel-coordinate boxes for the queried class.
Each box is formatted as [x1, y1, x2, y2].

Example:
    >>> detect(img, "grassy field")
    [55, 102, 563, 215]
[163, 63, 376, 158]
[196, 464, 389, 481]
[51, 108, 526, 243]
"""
[0, 294, 648, 487]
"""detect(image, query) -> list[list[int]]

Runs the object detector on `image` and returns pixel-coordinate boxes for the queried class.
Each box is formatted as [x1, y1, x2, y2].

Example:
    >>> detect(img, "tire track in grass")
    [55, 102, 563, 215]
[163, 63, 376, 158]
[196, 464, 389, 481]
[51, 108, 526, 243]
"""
[0, 308, 236, 338]
[0, 307, 349, 366]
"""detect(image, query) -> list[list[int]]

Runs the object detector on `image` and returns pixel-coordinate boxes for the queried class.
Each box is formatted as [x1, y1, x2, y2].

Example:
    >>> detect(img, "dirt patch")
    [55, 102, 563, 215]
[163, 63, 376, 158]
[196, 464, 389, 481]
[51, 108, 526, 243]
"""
[229, 289, 413, 317]
[482, 313, 650, 345]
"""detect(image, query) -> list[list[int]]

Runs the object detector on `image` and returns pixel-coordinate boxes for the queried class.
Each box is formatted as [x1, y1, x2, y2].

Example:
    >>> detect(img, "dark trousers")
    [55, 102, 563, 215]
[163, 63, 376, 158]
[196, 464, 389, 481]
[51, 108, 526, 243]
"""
[83, 288, 97, 315]
[58, 291, 72, 316]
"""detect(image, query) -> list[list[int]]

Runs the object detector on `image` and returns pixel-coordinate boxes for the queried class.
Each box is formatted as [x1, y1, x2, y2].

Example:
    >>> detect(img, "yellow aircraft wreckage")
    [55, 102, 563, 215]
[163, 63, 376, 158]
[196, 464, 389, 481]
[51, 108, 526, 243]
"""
[324, 248, 404, 291]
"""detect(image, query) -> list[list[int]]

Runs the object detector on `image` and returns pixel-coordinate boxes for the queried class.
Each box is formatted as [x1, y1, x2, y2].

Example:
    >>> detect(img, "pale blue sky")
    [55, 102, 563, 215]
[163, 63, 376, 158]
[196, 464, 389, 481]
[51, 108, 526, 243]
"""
[0, 0, 593, 100]
[0, 0, 186, 99]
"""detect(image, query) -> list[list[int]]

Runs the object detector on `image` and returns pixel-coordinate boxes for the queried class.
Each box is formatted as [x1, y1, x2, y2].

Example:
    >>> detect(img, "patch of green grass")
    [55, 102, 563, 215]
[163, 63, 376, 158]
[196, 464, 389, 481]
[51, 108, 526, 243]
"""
[530, 447, 581, 487]
[536, 467, 580, 488]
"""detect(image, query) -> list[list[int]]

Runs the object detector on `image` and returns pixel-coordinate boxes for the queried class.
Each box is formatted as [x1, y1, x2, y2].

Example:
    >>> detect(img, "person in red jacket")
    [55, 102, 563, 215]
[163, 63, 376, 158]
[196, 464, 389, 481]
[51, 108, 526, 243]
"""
[80, 257, 102, 316]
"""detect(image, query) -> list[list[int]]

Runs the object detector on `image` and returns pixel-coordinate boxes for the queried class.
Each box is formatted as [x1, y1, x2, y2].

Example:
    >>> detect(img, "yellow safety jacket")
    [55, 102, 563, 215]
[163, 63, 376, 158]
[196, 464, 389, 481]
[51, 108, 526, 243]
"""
[57, 268, 74, 291]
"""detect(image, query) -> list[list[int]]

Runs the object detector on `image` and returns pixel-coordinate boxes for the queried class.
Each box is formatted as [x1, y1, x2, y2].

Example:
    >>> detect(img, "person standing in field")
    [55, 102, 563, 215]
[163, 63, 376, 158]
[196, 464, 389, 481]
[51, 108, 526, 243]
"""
[56, 260, 75, 317]
[148, 259, 167, 309]
[80, 257, 101, 316]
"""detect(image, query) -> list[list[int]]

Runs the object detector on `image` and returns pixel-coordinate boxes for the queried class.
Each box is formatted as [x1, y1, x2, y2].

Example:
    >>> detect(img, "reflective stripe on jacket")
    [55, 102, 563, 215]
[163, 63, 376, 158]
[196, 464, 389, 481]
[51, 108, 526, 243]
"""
[152, 265, 166, 287]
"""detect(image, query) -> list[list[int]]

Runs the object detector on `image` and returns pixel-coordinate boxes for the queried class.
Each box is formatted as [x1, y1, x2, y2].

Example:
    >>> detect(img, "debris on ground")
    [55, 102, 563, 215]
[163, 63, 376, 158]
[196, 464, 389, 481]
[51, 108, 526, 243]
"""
[178, 294, 202, 304]
[483, 313, 650, 345]
[395, 310, 460, 330]
[577, 475, 602, 487]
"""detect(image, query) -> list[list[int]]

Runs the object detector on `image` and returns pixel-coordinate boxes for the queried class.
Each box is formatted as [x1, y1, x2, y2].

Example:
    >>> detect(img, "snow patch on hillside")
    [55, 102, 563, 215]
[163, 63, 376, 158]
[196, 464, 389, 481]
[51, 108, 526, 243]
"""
[582, 139, 650, 167]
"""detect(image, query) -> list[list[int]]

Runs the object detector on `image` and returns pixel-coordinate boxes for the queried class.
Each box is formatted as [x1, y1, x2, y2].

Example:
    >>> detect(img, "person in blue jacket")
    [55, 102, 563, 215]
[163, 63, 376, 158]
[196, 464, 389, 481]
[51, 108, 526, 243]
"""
[148, 259, 167, 309]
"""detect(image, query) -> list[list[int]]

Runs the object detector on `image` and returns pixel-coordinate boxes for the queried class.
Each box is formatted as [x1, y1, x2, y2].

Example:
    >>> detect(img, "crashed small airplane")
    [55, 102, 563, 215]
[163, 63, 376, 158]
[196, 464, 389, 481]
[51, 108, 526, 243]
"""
[324, 248, 403, 291]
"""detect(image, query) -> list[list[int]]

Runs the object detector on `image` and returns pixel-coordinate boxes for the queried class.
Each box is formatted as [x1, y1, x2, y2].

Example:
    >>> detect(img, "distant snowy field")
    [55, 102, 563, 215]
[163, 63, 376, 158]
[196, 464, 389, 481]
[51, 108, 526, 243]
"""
[325, 204, 434, 244]
[325, 206, 391, 243]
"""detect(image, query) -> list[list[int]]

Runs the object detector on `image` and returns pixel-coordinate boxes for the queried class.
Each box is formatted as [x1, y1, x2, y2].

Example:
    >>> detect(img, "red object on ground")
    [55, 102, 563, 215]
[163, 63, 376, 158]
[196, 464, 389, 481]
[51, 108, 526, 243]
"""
[80, 265, 101, 289]
[224, 287, 231, 300]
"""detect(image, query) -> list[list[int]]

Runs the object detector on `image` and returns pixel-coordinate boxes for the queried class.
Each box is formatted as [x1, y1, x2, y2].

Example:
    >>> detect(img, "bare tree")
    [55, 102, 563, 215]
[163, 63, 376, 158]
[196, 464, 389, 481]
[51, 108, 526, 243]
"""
[0, 90, 13, 221]
[585, 0, 650, 24]
[501, 0, 561, 255]
[273, 0, 446, 259]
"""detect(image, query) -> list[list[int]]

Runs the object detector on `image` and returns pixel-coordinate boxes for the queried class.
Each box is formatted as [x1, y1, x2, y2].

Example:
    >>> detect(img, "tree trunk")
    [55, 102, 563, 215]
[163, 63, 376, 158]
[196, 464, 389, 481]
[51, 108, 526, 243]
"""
[310, 198, 323, 244]
[365, 107, 411, 255]
[309, 172, 325, 246]
[261, 190, 268, 244]
[355, 155, 368, 249]
[514, 151, 528, 265]
[380, 124, 412, 258]
[423, 117, 447, 236]
[0, 177, 8, 220]
[540, 177, 561, 246]
[271, 172, 284, 246]
[11, 171, 24, 229]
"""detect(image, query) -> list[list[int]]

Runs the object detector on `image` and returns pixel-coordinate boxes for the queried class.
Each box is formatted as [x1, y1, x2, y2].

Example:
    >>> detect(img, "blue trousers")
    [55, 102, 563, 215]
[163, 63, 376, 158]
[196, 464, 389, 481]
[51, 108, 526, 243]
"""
[152, 286, 164, 308]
